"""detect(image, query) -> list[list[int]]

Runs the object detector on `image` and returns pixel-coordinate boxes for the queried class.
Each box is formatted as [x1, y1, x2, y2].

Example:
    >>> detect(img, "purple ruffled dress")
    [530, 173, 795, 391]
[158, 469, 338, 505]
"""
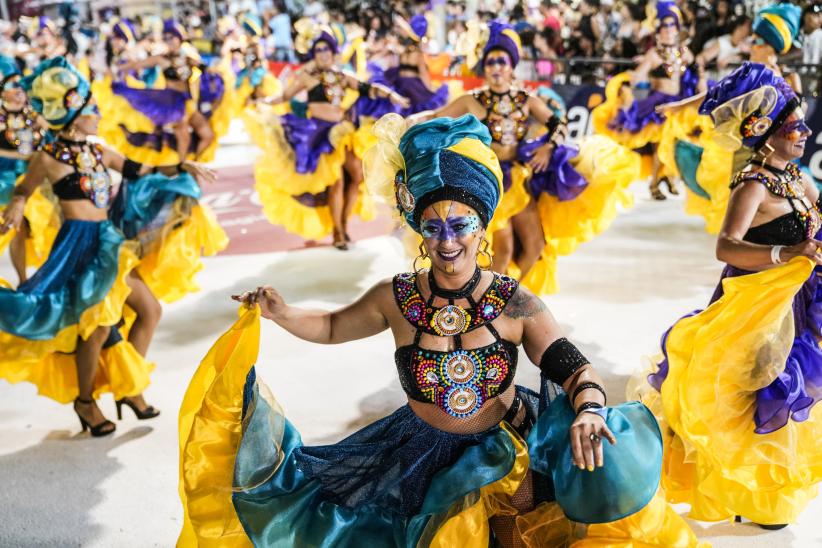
[650, 213, 822, 434]
[608, 67, 700, 134]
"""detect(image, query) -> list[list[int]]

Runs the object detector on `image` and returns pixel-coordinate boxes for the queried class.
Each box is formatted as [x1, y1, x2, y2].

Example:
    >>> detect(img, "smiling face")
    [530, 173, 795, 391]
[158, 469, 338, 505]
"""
[483, 49, 513, 87]
[420, 200, 484, 274]
[767, 108, 812, 161]
[1, 76, 26, 109]
[656, 16, 679, 45]
[163, 33, 182, 52]
[312, 40, 335, 69]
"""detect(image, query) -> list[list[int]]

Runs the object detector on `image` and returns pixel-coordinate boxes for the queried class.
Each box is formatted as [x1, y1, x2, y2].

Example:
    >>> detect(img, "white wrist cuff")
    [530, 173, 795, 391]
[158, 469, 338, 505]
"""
[771, 245, 785, 265]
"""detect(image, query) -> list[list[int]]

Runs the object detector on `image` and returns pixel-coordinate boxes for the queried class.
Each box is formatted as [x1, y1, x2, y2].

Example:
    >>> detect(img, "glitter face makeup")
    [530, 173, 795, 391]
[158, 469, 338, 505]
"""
[777, 114, 811, 142]
[421, 201, 484, 274]
[420, 215, 481, 241]
[483, 55, 510, 68]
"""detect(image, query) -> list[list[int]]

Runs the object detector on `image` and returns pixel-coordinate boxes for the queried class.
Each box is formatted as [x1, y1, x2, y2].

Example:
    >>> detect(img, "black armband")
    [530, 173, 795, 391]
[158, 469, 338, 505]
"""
[545, 115, 567, 144]
[358, 81, 373, 96]
[122, 159, 143, 180]
[576, 402, 604, 414]
[538, 337, 589, 386]
[572, 382, 607, 406]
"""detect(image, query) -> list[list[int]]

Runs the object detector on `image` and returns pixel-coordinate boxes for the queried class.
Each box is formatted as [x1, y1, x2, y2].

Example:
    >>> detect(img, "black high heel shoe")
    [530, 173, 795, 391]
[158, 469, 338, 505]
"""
[74, 397, 116, 437]
[115, 397, 161, 421]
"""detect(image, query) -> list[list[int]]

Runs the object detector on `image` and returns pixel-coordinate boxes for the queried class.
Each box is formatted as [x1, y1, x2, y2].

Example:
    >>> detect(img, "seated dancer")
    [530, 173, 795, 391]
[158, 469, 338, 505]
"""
[416, 21, 638, 294]
[636, 62, 822, 528]
[100, 19, 231, 164]
[177, 115, 703, 548]
[658, 2, 803, 234]
[0, 54, 56, 284]
[592, 1, 706, 200]
[250, 19, 408, 250]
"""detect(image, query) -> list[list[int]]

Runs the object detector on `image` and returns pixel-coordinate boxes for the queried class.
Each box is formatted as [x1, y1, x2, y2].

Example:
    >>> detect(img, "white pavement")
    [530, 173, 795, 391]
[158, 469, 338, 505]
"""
[0, 130, 820, 546]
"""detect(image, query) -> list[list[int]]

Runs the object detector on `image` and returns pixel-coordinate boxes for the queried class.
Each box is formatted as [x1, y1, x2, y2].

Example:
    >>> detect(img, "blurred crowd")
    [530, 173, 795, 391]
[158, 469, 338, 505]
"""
[2, 0, 821, 89]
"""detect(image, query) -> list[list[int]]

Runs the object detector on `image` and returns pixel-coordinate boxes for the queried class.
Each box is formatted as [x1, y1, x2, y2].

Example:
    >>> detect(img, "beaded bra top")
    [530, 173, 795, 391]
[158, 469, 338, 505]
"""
[733, 162, 822, 241]
[393, 270, 519, 418]
[0, 105, 44, 156]
[307, 69, 346, 106]
[473, 87, 529, 146]
[44, 139, 113, 208]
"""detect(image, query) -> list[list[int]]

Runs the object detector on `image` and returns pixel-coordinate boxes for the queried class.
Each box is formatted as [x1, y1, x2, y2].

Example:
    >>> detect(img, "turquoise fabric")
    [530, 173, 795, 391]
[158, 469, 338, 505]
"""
[231, 377, 524, 548]
[0, 220, 124, 341]
[754, 3, 801, 53]
[0, 157, 26, 206]
[398, 115, 500, 231]
[530, 395, 662, 524]
[674, 140, 711, 200]
[0, 55, 20, 80]
[109, 172, 201, 238]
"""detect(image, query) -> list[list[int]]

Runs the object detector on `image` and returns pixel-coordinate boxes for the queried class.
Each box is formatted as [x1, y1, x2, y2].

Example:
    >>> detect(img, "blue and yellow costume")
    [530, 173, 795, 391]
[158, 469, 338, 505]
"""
[252, 22, 374, 241]
[179, 115, 703, 547]
[636, 63, 822, 526]
[0, 55, 59, 271]
[97, 20, 232, 164]
[449, 22, 638, 294]
[222, 14, 283, 116]
[658, 3, 803, 234]
[0, 57, 152, 404]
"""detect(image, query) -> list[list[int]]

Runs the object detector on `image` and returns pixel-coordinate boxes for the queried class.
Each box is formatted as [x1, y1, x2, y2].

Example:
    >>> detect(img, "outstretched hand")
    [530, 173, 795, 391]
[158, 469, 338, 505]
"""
[182, 161, 217, 186]
[231, 285, 286, 320]
[569, 411, 617, 471]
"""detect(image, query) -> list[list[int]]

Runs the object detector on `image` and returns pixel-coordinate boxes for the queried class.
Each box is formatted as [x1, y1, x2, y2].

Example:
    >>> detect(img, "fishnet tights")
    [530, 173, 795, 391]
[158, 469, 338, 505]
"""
[489, 471, 535, 548]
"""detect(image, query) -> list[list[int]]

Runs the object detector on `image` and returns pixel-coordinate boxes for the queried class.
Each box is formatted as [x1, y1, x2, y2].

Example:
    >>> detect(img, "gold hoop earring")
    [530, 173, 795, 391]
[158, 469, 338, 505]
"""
[756, 142, 776, 163]
[413, 241, 429, 272]
[477, 237, 493, 270]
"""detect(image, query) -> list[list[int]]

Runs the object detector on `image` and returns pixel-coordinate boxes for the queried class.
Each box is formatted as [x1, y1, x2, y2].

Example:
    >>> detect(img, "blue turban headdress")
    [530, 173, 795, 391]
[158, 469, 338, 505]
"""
[112, 19, 137, 44]
[163, 19, 187, 41]
[482, 21, 522, 68]
[753, 3, 802, 54]
[0, 55, 21, 87]
[655, 1, 682, 28]
[699, 62, 799, 151]
[20, 56, 92, 131]
[240, 13, 264, 38]
[377, 115, 503, 232]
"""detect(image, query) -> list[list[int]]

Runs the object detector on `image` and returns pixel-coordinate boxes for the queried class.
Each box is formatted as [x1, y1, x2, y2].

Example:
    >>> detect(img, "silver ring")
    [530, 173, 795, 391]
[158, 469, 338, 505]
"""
[589, 433, 600, 443]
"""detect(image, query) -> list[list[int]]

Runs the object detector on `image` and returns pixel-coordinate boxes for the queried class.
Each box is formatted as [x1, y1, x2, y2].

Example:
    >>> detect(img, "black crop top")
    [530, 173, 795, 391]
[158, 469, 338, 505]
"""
[44, 140, 113, 208]
[744, 208, 820, 246]
[306, 70, 346, 105]
[0, 106, 44, 155]
[393, 272, 519, 418]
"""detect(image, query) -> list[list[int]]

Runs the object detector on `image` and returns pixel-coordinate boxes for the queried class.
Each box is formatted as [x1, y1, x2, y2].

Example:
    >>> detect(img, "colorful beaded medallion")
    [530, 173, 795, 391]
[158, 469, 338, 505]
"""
[44, 140, 113, 209]
[0, 106, 44, 156]
[473, 88, 528, 146]
[393, 271, 518, 336]
[410, 343, 513, 418]
[733, 163, 822, 239]
[320, 69, 346, 106]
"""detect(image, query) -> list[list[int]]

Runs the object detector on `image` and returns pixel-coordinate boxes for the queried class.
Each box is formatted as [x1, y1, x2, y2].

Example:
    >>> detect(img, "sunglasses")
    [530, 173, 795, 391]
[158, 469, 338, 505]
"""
[484, 56, 510, 67]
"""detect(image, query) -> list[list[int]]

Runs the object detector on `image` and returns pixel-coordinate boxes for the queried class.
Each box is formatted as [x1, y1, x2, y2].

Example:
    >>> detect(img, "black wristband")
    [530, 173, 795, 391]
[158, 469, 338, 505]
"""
[539, 338, 589, 386]
[358, 81, 372, 96]
[576, 401, 603, 414]
[572, 382, 607, 406]
[122, 159, 143, 180]
[176, 162, 184, 175]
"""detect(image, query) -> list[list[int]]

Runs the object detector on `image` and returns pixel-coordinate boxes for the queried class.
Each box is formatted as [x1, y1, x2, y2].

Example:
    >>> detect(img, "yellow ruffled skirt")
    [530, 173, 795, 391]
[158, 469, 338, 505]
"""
[591, 72, 665, 150]
[0, 185, 61, 270]
[632, 258, 822, 525]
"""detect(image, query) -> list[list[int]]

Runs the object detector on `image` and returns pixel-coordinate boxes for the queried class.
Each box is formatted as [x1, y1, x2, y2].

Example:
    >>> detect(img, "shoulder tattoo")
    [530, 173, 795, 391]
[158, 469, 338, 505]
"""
[504, 288, 547, 319]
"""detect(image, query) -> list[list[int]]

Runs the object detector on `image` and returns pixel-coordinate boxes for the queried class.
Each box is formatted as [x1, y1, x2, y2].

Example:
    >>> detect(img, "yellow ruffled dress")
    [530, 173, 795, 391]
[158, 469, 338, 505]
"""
[178, 306, 706, 547]
[633, 258, 822, 525]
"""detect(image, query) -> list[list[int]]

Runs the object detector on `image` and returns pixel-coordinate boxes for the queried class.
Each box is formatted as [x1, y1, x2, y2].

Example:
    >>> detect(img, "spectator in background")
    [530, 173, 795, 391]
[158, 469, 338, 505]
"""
[692, 0, 733, 54]
[268, 1, 296, 62]
[533, 26, 563, 79]
[801, 4, 822, 66]
[697, 15, 751, 78]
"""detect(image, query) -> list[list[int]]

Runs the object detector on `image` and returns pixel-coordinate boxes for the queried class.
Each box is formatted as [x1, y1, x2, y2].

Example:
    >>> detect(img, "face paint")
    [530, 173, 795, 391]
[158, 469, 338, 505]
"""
[484, 55, 510, 68]
[80, 103, 100, 117]
[778, 116, 811, 141]
[420, 215, 481, 241]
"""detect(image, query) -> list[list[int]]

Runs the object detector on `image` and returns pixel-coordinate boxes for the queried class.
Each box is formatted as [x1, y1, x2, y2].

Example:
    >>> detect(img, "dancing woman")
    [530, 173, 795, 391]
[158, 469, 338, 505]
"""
[637, 62, 822, 528]
[0, 55, 55, 283]
[251, 20, 407, 249]
[0, 57, 215, 436]
[592, 1, 706, 200]
[419, 21, 638, 294]
[178, 115, 702, 547]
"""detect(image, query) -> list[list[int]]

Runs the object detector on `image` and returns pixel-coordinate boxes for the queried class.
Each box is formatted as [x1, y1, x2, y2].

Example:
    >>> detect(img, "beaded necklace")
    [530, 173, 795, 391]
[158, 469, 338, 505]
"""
[45, 137, 113, 208]
[734, 162, 822, 239]
[473, 87, 528, 146]
[655, 44, 686, 78]
[0, 105, 44, 156]
[319, 69, 346, 106]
